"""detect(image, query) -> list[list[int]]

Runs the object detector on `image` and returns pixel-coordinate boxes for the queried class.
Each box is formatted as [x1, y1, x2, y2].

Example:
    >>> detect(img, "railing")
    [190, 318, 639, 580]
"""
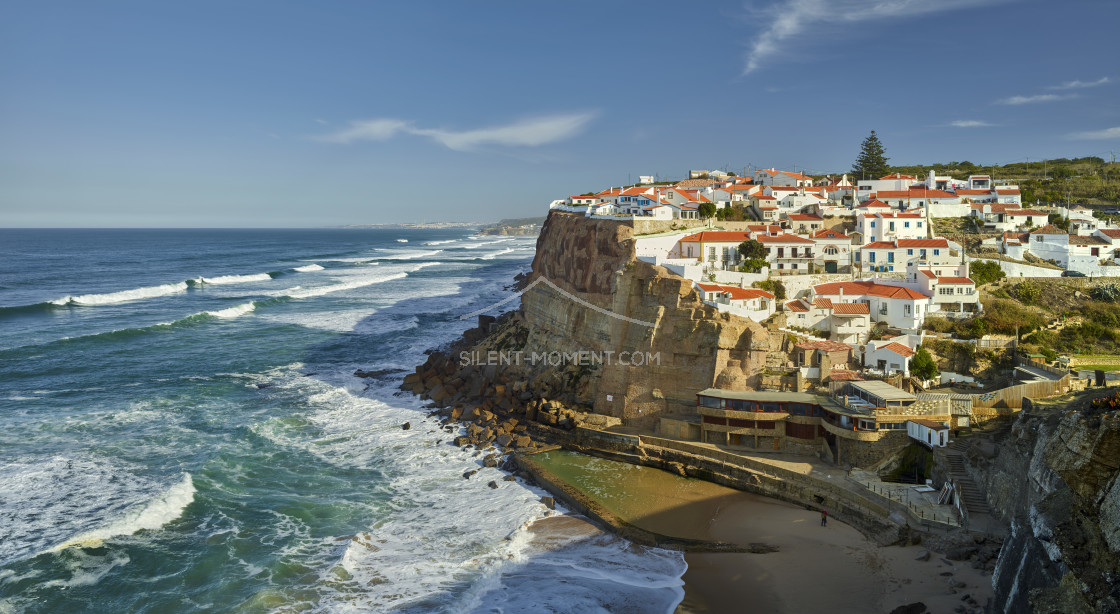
[859, 480, 962, 527]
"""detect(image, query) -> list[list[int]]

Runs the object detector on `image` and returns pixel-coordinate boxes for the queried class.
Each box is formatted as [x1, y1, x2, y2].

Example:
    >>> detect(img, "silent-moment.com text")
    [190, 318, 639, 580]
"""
[459, 350, 661, 367]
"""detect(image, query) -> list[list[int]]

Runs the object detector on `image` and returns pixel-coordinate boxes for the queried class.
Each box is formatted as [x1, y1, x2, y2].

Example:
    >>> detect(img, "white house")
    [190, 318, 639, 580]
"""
[856, 210, 927, 242]
[812, 280, 933, 332]
[915, 268, 981, 316]
[855, 173, 918, 202]
[696, 283, 776, 321]
[858, 238, 954, 273]
[907, 419, 949, 448]
[784, 213, 826, 235]
[676, 231, 752, 269]
[756, 233, 816, 274]
[971, 204, 1048, 232]
[864, 338, 917, 376]
[811, 228, 854, 274]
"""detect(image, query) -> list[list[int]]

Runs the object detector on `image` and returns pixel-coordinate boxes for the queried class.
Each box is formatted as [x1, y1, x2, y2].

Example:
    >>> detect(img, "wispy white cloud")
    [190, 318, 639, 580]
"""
[315, 112, 597, 151]
[316, 118, 413, 144]
[314, 118, 328, 125]
[949, 120, 993, 128]
[742, 0, 1010, 75]
[995, 93, 1076, 105]
[1067, 126, 1120, 140]
[1049, 76, 1110, 90]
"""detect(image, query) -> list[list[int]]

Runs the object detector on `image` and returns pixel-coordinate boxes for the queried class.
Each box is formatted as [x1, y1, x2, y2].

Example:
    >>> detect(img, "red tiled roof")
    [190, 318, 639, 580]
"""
[814, 281, 929, 300]
[813, 298, 833, 309]
[1068, 236, 1109, 246]
[1031, 225, 1066, 235]
[937, 276, 974, 284]
[679, 231, 752, 243]
[881, 342, 915, 357]
[787, 213, 824, 221]
[919, 269, 936, 279]
[831, 302, 870, 314]
[956, 189, 992, 196]
[1098, 229, 1120, 239]
[896, 238, 949, 248]
[860, 199, 892, 207]
[996, 189, 1021, 195]
[861, 241, 897, 250]
[811, 229, 850, 239]
[828, 369, 864, 381]
[756, 233, 814, 244]
[785, 300, 809, 312]
[880, 173, 916, 180]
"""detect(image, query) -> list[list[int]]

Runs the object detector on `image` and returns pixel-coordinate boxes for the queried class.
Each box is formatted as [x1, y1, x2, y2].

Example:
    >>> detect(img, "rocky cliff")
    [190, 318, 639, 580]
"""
[965, 393, 1120, 613]
[411, 211, 774, 430]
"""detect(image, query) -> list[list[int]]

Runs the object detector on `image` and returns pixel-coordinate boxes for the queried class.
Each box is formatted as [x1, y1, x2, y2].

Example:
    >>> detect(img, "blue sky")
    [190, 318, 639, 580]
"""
[2, 0, 1118, 227]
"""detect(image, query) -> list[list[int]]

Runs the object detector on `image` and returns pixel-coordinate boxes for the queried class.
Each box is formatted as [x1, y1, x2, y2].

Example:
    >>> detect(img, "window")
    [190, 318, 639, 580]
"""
[933, 249, 940, 256]
[709, 247, 716, 259]
[904, 222, 910, 228]
[687, 246, 694, 257]
[907, 249, 913, 255]
[888, 252, 895, 263]
[869, 252, 876, 263]
[917, 221, 923, 228]
[920, 249, 927, 257]
[871, 221, 876, 228]
[824, 246, 838, 255]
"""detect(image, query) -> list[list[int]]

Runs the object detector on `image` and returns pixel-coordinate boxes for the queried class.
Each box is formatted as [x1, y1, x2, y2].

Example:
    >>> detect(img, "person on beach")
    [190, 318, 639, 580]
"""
[821, 510, 827, 526]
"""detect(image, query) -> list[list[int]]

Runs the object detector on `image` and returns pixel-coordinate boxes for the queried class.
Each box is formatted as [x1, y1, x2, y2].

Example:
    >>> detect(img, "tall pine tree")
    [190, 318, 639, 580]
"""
[852, 130, 891, 180]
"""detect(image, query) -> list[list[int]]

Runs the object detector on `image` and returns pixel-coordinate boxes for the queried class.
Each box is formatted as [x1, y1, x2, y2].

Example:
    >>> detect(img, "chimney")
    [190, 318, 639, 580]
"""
[839, 286, 844, 304]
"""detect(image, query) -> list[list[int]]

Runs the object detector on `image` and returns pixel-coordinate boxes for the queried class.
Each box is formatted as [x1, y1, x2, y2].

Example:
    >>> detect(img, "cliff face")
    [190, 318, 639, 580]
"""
[474, 211, 772, 428]
[975, 396, 1120, 613]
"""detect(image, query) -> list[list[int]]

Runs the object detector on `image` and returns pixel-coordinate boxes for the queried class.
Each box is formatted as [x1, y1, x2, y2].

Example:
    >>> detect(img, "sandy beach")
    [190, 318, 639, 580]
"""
[525, 451, 993, 613]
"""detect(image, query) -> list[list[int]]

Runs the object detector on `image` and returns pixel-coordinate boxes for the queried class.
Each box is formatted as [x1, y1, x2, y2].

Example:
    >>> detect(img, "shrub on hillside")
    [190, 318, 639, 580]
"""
[969, 260, 1005, 286]
[1014, 280, 1042, 304]
[1091, 283, 1120, 302]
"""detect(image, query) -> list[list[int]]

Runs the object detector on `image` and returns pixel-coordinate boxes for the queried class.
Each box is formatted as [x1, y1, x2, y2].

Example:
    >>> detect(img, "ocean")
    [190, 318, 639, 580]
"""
[0, 229, 685, 613]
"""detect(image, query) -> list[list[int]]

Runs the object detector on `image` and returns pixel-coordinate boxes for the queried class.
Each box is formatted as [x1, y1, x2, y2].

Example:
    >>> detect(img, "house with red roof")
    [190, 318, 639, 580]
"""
[913, 266, 980, 316]
[863, 337, 918, 376]
[811, 280, 934, 332]
[783, 297, 871, 343]
[856, 210, 927, 243]
[858, 238, 955, 273]
[756, 233, 816, 274]
[696, 283, 776, 321]
[810, 228, 854, 274]
[854, 173, 918, 202]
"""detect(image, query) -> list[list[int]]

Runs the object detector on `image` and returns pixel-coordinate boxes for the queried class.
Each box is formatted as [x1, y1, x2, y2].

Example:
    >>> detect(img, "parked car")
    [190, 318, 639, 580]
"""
[1061, 270, 1087, 277]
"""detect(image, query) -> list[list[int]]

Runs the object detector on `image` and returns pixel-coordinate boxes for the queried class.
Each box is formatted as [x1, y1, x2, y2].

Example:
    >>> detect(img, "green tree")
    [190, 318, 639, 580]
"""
[969, 260, 1005, 286]
[1048, 213, 1070, 231]
[910, 347, 939, 380]
[698, 202, 717, 219]
[739, 258, 768, 273]
[852, 130, 891, 180]
[737, 239, 768, 260]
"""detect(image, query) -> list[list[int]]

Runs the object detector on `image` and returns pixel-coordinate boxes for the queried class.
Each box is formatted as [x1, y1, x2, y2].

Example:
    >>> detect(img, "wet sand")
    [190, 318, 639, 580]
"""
[526, 451, 993, 613]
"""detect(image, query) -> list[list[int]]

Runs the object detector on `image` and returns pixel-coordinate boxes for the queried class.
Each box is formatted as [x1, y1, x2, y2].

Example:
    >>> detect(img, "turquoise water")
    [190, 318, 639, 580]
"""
[0, 229, 684, 613]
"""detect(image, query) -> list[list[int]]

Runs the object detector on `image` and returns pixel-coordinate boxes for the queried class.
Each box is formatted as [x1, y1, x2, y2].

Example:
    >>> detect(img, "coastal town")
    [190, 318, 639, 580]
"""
[405, 157, 1120, 613]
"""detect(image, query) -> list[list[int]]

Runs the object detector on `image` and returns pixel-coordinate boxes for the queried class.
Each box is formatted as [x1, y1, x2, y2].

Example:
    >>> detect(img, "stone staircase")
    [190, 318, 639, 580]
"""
[942, 440, 991, 515]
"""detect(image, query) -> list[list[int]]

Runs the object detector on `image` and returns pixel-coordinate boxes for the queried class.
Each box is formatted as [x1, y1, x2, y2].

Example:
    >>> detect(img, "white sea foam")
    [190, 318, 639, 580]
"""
[481, 247, 516, 260]
[396, 239, 408, 243]
[48, 473, 195, 552]
[205, 302, 257, 319]
[375, 249, 443, 260]
[198, 273, 273, 285]
[293, 264, 325, 272]
[309, 257, 380, 264]
[248, 366, 685, 613]
[284, 272, 408, 299]
[50, 282, 189, 306]
[0, 457, 171, 565]
[425, 240, 457, 245]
